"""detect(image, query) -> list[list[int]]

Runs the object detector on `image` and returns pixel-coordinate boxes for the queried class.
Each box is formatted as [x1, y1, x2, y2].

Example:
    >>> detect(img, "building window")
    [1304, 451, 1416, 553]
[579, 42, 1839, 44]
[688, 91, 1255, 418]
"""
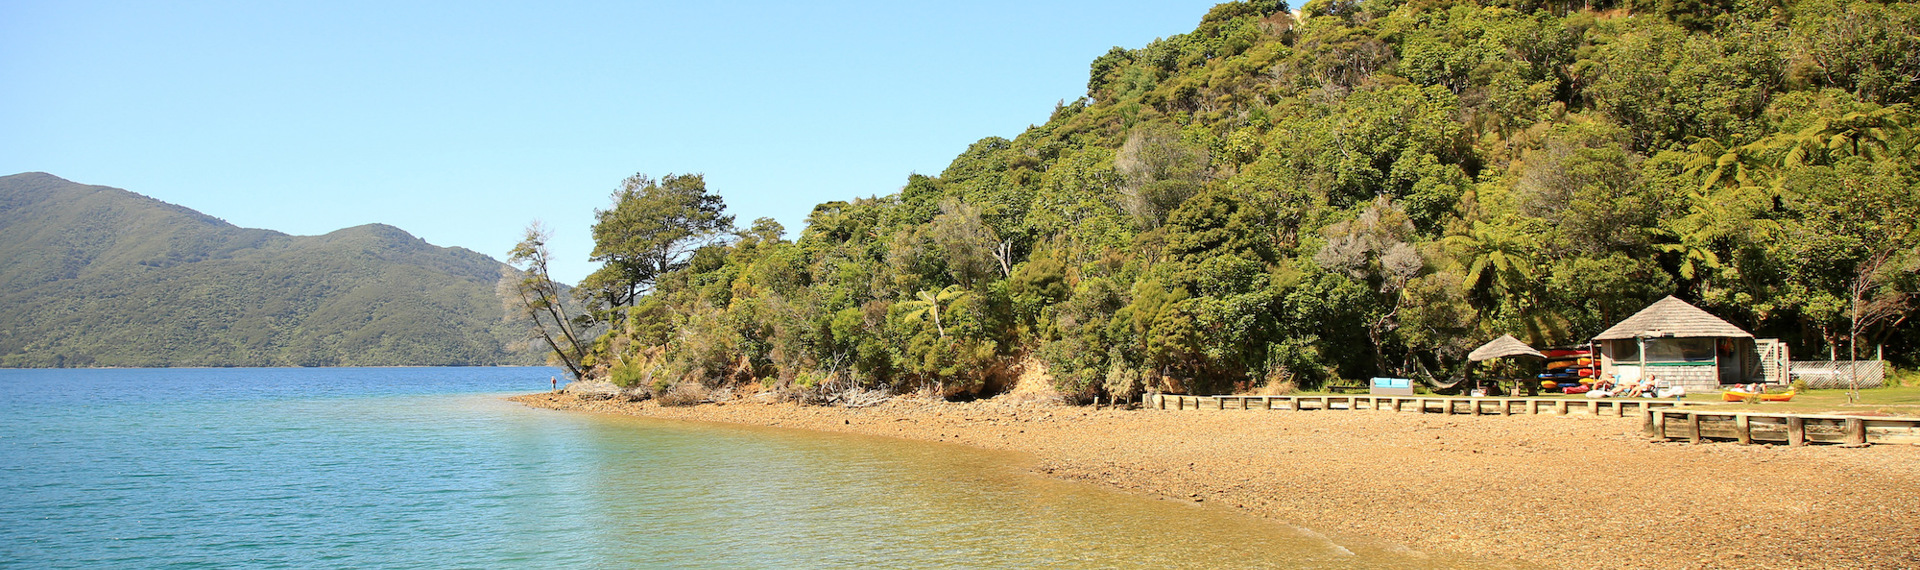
[1615, 338, 1716, 362]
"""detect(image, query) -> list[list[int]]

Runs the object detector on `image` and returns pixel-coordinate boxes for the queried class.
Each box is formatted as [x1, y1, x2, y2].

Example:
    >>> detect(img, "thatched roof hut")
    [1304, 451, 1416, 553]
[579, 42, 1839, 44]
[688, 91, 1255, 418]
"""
[1592, 296, 1763, 391]
[1594, 296, 1753, 341]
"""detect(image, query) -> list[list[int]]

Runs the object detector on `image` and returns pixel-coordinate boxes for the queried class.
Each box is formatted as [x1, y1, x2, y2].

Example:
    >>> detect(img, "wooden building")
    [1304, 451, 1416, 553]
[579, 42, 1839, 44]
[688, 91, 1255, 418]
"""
[1593, 296, 1784, 392]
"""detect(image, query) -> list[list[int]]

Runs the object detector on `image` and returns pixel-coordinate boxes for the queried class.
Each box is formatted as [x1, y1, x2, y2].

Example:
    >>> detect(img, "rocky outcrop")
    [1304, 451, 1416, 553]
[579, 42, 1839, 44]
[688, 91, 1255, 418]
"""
[563, 380, 624, 400]
[562, 380, 650, 401]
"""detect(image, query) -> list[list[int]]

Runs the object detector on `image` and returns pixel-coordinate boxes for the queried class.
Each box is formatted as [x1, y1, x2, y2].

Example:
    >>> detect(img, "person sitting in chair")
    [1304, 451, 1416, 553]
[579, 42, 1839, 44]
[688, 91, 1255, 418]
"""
[1623, 376, 1656, 398]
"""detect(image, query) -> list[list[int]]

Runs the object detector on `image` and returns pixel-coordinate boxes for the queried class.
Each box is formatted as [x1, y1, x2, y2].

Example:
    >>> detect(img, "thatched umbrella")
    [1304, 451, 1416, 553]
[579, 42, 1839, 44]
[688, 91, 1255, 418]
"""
[1468, 334, 1546, 362]
[1467, 334, 1545, 395]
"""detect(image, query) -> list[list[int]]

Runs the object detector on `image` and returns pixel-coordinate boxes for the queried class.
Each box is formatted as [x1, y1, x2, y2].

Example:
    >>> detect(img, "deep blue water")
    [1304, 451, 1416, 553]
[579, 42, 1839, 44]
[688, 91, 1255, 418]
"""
[0, 367, 1480, 568]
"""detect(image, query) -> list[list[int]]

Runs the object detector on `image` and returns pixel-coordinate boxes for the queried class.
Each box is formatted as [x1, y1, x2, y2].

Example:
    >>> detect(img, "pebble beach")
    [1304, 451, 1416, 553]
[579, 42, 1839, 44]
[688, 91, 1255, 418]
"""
[510, 392, 1920, 569]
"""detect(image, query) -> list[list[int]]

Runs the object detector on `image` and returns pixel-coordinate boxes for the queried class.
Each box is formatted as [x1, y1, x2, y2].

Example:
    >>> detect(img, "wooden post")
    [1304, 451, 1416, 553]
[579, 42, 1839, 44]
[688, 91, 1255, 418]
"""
[1846, 418, 1867, 446]
[1787, 416, 1806, 446]
[1688, 412, 1703, 444]
[1614, 401, 1625, 418]
[1652, 410, 1669, 440]
[1735, 414, 1752, 445]
[1471, 399, 1482, 416]
[1589, 400, 1601, 416]
[1217, 397, 1225, 410]
[1444, 399, 1455, 415]
[1555, 400, 1568, 415]
[1642, 409, 1657, 437]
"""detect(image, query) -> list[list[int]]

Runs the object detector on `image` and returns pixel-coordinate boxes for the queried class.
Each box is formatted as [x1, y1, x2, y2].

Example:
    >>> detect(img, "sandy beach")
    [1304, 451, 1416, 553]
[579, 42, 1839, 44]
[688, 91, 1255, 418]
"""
[510, 392, 1920, 569]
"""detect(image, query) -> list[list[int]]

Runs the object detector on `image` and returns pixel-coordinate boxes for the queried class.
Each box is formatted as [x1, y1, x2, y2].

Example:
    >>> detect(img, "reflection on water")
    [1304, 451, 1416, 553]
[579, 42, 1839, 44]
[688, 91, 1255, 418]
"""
[0, 368, 1497, 568]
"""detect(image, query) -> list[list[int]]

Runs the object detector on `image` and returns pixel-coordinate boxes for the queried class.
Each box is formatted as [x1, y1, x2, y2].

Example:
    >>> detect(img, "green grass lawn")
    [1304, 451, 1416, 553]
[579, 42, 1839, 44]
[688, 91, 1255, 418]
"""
[1672, 384, 1920, 416]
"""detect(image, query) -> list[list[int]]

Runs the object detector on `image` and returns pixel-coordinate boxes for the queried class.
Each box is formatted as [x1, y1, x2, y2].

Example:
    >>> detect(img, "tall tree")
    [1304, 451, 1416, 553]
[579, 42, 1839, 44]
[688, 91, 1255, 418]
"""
[503, 223, 589, 379]
[584, 173, 735, 319]
[1848, 245, 1920, 401]
[900, 285, 969, 338]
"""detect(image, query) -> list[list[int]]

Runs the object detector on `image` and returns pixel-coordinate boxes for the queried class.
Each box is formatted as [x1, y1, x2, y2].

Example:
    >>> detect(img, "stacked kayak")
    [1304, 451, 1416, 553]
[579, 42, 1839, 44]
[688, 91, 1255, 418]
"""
[1538, 346, 1596, 391]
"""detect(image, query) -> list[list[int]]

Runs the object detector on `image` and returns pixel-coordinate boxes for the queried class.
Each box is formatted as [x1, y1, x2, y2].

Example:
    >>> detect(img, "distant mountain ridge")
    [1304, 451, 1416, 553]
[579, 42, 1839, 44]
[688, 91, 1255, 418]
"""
[0, 172, 534, 367]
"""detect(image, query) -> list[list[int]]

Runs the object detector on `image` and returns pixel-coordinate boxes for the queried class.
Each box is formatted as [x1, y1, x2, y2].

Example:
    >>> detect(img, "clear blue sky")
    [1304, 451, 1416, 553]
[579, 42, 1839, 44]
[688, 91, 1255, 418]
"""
[2, 1, 1222, 283]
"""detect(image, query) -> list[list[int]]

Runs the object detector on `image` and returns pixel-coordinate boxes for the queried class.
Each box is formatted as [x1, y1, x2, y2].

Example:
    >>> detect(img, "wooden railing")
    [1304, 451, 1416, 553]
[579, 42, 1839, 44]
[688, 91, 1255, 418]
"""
[1645, 408, 1920, 446]
[1147, 394, 1679, 417]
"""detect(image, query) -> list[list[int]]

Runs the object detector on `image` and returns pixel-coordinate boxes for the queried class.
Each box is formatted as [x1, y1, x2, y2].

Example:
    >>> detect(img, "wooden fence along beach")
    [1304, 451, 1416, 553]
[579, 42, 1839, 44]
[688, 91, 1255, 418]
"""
[1147, 394, 1920, 446]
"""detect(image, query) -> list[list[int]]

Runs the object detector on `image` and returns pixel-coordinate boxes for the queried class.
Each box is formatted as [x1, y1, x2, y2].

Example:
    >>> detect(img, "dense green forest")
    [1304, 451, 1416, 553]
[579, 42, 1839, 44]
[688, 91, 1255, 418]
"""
[548, 0, 1919, 400]
[0, 173, 537, 367]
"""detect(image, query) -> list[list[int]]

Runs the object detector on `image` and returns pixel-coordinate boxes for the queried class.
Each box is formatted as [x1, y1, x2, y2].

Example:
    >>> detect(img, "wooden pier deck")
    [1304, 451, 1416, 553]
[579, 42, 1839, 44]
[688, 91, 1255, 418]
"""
[1145, 393, 1920, 446]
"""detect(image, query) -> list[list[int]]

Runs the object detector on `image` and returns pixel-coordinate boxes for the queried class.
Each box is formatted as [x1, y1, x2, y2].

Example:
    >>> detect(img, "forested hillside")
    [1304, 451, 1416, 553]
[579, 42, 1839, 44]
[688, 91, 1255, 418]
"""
[559, 0, 1919, 399]
[0, 173, 535, 367]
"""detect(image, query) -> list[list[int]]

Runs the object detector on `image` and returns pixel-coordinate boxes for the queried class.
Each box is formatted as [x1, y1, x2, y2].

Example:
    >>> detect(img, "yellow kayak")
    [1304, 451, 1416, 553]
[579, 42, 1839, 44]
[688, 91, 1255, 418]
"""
[1723, 389, 1795, 402]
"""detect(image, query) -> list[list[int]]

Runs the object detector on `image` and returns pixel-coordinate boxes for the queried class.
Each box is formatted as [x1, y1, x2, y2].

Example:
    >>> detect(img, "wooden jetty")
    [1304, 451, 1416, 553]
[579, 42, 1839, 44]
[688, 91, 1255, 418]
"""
[1645, 408, 1920, 446]
[1147, 393, 1677, 417]
[1144, 393, 1920, 446]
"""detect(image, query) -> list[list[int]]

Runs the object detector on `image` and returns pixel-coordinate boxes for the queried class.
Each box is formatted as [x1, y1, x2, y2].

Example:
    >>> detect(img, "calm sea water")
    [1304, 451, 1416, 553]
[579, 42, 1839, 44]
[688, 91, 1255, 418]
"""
[0, 368, 1487, 569]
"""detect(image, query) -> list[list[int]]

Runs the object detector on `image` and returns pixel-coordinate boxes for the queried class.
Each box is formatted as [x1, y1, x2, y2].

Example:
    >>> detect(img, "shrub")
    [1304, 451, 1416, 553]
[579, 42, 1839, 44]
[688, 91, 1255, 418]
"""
[608, 361, 649, 388]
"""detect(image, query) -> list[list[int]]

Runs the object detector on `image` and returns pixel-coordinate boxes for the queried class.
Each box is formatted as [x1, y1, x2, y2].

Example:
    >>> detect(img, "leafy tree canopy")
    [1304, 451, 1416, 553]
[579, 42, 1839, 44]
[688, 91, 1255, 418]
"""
[558, 0, 1920, 399]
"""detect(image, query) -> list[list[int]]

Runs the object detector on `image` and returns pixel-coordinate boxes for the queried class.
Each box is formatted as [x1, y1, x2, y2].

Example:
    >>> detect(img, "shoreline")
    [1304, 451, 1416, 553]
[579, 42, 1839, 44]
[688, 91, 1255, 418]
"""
[510, 392, 1920, 569]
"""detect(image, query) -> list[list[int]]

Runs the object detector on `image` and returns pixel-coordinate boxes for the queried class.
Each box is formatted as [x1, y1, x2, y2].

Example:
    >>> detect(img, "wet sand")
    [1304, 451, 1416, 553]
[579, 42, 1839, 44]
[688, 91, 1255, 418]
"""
[510, 392, 1920, 569]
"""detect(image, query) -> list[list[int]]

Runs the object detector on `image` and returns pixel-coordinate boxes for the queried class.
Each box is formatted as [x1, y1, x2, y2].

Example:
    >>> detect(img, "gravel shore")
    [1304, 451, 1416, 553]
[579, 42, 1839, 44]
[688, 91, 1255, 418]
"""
[509, 392, 1920, 569]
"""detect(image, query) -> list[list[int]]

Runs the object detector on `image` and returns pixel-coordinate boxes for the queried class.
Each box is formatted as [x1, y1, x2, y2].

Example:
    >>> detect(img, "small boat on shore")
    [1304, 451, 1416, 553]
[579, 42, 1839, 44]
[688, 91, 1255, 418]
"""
[1722, 389, 1796, 402]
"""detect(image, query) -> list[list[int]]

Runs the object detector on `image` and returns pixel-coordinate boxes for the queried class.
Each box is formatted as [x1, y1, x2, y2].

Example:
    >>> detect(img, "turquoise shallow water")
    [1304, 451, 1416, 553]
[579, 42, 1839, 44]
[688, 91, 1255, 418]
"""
[0, 368, 1486, 568]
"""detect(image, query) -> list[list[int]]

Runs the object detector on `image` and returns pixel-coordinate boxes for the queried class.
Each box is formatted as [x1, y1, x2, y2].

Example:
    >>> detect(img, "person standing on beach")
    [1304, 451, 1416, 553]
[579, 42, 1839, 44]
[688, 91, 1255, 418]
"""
[551, 376, 558, 393]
